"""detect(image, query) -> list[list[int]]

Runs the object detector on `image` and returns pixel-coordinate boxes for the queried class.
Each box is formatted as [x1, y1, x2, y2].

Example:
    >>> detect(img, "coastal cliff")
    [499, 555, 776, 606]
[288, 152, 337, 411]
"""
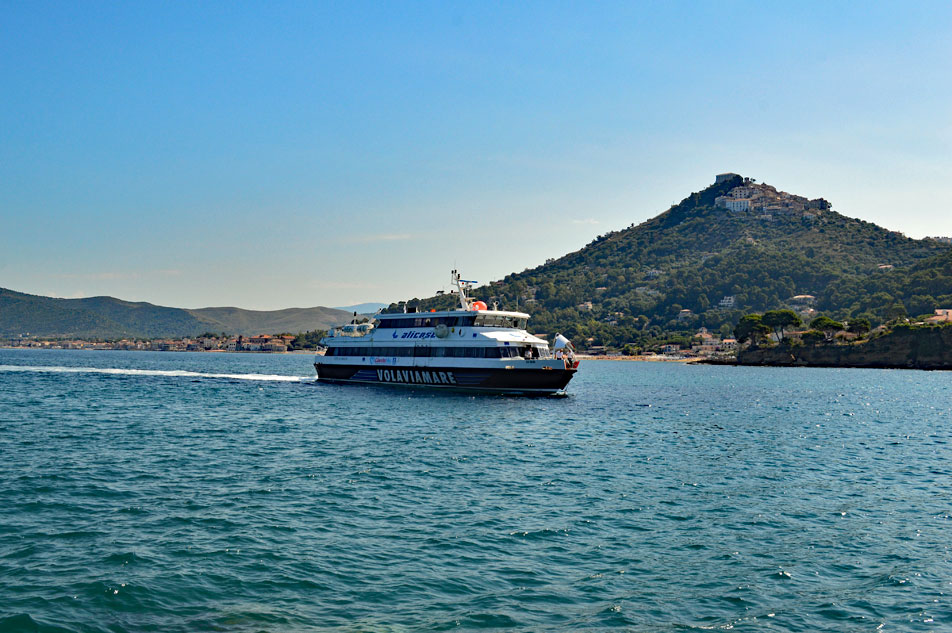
[737, 325, 952, 370]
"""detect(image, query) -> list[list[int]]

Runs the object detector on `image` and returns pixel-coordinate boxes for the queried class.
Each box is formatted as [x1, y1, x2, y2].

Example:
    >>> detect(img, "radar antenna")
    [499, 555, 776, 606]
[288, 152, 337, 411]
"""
[451, 269, 477, 311]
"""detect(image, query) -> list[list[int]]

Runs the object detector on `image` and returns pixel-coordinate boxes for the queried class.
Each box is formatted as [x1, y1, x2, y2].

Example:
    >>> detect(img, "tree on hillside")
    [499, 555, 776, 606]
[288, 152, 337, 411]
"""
[886, 302, 908, 320]
[801, 330, 825, 346]
[847, 318, 871, 336]
[761, 309, 802, 343]
[908, 294, 938, 317]
[290, 329, 327, 350]
[734, 314, 770, 345]
[809, 316, 845, 342]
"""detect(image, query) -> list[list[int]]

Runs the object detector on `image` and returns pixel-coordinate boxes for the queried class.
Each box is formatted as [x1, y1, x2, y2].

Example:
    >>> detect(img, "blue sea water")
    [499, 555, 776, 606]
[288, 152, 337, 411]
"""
[1, 349, 950, 632]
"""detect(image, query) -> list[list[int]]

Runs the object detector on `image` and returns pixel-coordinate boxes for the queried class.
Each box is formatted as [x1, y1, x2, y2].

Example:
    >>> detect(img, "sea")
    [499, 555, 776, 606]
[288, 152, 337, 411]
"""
[1, 348, 950, 632]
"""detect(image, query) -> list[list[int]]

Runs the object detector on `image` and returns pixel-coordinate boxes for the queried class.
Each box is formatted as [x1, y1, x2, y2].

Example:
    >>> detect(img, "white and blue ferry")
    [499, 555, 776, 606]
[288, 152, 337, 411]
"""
[315, 271, 578, 395]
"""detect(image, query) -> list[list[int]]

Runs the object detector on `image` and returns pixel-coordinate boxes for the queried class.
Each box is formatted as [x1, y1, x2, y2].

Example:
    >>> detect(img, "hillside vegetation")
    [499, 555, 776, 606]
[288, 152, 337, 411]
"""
[396, 175, 950, 348]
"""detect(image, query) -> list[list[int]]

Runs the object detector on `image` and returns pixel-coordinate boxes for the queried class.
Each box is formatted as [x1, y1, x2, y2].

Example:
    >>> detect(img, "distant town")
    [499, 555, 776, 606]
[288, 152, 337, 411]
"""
[4, 333, 315, 353]
[8, 302, 952, 361]
[5, 328, 742, 360]
[712, 173, 831, 217]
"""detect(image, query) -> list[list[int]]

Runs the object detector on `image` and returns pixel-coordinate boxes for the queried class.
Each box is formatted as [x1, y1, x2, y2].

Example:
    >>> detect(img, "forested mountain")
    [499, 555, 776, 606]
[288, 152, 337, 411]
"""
[0, 289, 203, 339]
[0, 288, 351, 339]
[396, 175, 950, 348]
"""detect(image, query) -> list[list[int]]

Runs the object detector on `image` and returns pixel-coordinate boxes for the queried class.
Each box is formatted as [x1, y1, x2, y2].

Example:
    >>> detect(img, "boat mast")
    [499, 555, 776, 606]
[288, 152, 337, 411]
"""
[452, 269, 475, 310]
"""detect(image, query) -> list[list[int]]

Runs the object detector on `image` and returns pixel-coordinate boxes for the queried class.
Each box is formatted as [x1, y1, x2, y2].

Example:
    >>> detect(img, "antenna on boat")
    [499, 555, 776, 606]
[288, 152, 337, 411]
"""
[452, 269, 473, 310]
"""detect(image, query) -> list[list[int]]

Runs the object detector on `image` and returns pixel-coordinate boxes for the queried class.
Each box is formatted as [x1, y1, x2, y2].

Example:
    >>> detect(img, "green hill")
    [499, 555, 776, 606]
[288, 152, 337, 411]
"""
[186, 306, 354, 336]
[0, 288, 352, 339]
[395, 175, 950, 349]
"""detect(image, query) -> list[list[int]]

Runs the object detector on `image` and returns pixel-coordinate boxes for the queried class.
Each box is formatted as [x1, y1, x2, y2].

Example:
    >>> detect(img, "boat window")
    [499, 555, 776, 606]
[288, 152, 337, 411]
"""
[375, 318, 403, 329]
[324, 345, 521, 358]
[473, 315, 526, 328]
[376, 316, 476, 329]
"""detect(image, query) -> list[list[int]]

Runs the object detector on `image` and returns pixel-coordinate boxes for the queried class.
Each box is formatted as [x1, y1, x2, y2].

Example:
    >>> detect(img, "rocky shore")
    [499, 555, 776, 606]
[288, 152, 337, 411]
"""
[736, 325, 952, 370]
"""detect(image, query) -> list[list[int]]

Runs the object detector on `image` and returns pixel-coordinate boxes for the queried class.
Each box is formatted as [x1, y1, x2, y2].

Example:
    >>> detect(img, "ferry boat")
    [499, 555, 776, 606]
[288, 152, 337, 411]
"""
[315, 271, 579, 395]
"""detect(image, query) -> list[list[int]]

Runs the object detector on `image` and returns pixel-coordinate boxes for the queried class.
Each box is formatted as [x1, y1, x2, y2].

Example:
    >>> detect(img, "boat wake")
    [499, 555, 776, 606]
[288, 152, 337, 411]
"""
[0, 365, 310, 383]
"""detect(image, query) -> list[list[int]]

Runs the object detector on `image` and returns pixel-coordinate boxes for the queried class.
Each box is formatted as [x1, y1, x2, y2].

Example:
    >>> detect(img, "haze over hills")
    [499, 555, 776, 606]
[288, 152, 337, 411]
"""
[186, 306, 355, 337]
[333, 302, 389, 314]
[400, 174, 951, 348]
[7, 174, 951, 346]
[0, 288, 352, 339]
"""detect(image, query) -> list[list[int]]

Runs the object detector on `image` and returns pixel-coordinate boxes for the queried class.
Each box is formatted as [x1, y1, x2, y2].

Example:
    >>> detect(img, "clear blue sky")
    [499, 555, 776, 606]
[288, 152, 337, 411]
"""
[2, 2, 950, 309]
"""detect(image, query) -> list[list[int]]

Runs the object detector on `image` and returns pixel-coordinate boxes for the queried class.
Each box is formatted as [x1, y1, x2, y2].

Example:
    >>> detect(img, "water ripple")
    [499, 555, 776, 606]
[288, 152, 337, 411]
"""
[1, 350, 951, 631]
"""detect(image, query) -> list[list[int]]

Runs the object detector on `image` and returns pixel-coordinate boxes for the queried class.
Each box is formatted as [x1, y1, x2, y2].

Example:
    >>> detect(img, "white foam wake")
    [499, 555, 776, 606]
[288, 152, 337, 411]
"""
[0, 365, 310, 382]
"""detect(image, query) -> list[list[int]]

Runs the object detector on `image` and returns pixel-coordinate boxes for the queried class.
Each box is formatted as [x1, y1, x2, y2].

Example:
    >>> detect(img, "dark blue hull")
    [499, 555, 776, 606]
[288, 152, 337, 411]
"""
[314, 362, 576, 395]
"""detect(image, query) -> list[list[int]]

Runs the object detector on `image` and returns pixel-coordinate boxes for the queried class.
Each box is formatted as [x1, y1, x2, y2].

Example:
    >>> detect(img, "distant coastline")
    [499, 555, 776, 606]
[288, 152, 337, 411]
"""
[0, 345, 318, 355]
[7, 343, 952, 370]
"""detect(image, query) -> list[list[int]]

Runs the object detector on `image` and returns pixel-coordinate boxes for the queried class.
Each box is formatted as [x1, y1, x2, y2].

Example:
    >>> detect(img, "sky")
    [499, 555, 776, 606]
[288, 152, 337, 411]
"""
[2, 1, 950, 310]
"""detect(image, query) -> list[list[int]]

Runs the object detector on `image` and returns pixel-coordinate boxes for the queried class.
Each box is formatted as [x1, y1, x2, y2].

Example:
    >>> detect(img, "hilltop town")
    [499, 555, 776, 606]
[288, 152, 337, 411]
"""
[712, 172, 831, 217]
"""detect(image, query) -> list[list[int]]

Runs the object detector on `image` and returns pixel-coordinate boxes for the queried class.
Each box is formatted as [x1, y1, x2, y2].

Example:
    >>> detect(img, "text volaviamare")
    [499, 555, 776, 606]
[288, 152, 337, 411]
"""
[376, 369, 457, 384]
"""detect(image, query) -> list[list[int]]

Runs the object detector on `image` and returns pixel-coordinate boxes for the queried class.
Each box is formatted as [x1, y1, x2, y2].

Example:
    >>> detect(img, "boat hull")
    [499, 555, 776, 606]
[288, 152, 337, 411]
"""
[314, 362, 576, 395]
